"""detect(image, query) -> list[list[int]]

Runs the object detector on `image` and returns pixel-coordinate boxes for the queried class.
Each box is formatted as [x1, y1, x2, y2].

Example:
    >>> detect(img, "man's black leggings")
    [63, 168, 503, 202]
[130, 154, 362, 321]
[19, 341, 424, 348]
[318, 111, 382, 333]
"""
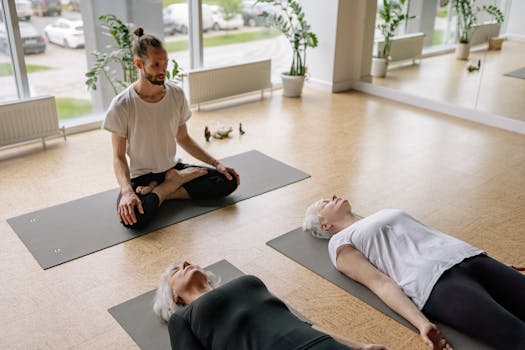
[118, 162, 238, 229]
[422, 254, 525, 350]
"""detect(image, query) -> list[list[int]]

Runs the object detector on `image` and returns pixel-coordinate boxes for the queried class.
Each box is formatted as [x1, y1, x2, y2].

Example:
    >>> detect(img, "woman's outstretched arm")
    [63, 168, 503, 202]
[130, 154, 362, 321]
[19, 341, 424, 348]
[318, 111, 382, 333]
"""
[335, 245, 452, 350]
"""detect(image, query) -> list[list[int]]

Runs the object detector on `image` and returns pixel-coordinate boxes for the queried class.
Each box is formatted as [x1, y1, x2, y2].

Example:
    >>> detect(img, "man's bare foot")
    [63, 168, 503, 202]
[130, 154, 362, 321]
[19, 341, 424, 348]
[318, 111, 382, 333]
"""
[136, 181, 159, 195]
[153, 167, 208, 201]
[165, 167, 208, 185]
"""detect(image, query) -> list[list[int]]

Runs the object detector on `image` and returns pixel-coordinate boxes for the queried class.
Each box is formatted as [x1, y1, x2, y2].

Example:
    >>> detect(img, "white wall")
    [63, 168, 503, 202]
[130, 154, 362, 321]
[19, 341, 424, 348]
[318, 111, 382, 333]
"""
[300, 0, 338, 90]
[506, 0, 525, 41]
[302, 0, 376, 92]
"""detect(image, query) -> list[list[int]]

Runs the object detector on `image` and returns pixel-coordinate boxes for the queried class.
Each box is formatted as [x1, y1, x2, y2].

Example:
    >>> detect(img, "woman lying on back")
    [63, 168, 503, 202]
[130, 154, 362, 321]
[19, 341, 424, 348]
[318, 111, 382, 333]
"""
[303, 195, 525, 350]
[153, 260, 390, 350]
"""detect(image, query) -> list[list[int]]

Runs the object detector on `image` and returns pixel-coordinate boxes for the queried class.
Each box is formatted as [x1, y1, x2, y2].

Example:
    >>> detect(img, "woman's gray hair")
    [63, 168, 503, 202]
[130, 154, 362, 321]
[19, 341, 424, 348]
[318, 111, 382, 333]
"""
[302, 199, 333, 240]
[153, 261, 220, 322]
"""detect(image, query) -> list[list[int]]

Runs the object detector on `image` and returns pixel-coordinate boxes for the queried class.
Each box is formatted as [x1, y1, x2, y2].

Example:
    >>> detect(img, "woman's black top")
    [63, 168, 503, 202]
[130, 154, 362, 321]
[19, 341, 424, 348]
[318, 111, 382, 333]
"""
[168, 275, 330, 350]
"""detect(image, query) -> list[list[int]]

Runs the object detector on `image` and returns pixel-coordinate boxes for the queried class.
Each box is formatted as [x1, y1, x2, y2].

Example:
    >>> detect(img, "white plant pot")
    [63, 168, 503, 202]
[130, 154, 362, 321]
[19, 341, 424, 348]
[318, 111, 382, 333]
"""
[371, 57, 388, 77]
[281, 73, 305, 97]
[456, 43, 471, 60]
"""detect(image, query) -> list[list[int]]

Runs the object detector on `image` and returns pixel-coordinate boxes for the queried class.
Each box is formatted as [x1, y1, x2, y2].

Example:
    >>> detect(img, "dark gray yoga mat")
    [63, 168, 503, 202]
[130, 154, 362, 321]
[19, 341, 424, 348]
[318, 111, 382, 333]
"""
[8, 150, 310, 269]
[267, 228, 493, 350]
[504, 67, 525, 79]
[109, 259, 311, 350]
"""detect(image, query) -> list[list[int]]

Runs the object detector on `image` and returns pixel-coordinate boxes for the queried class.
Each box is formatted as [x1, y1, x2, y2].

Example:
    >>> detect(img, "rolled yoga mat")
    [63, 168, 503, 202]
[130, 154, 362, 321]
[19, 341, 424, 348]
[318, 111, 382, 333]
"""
[7, 150, 310, 269]
[267, 228, 492, 350]
[108, 259, 311, 350]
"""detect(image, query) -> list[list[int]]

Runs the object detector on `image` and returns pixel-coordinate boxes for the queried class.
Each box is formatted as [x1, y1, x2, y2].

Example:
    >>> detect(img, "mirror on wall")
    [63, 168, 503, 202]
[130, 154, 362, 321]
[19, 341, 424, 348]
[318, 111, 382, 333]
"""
[365, 0, 525, 124]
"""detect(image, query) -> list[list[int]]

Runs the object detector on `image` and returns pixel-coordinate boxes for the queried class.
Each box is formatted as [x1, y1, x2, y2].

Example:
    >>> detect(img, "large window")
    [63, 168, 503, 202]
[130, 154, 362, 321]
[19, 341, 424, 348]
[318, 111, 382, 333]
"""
[27, 10, 92, 122]
[2, 0, 290, 128]
[163, 0, 191, 76]
[0, 1, 26, 101]
[201, 0, 290, 83]
[1, 0, 92, 122]
[164, 0, 291, 84]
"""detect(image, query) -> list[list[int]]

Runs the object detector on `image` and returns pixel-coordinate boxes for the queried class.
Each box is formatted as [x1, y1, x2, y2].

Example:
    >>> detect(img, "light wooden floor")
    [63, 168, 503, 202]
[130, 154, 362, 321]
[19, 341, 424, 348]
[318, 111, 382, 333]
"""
[1, 88, 524, 350]
[372, 40, 525, 122]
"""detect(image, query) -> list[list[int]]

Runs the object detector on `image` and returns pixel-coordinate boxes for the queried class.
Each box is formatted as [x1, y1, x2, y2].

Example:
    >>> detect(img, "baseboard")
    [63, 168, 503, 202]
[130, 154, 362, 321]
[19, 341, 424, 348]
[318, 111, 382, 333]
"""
[60, 113, 104, 135]
[306, 77, 333, 92]
[332, 79, 353, 93]
[305, 77, 353, 93]
[352, 81, 525, 135]
[505, 33, 525, 42]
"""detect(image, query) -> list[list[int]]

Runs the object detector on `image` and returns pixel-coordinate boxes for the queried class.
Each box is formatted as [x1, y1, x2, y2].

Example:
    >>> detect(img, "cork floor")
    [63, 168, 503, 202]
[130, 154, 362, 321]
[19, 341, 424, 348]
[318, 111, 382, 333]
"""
[371, 40, 525, 123]
[1, 87, 524, 349]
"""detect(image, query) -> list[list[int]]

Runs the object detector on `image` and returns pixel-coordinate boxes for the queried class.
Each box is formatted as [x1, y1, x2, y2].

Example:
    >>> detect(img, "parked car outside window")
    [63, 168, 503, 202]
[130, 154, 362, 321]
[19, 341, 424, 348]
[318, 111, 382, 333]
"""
[16, 0, 33, 21]
[163, 3, 214, 35]
[31, 0, 62, 17]
[0, 0, 32, 21]
[209, 5, 244, 31]
[69, 0, 80, 12]
[241, 0, 272, 27]
[0, 21, 46, 55]
[44, 18, 84, 48]
[163, 6, 178, 35]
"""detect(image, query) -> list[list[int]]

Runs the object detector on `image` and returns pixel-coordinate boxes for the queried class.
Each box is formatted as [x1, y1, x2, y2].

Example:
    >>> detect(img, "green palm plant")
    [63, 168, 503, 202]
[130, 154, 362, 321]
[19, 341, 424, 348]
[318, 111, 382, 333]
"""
[376, 0, 411, 59]
[85, 14, 183, 95]
[482, 4, 504, 24]
[257, 0, 318, 76]
[85, 15, 136, 94]
[453, 0, 479, 44]
[453, 0, 504, 44]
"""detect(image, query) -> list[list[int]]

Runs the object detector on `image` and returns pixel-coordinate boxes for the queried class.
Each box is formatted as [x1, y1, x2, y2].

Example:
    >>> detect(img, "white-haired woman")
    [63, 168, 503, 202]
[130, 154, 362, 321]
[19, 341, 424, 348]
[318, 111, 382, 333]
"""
[303, 195, 525, 350]
[153, 261, 390, 350]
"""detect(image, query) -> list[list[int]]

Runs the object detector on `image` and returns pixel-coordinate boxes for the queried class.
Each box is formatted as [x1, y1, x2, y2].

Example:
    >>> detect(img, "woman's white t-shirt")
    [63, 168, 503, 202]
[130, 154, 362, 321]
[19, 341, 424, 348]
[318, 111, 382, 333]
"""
[328, 209, 484, 309]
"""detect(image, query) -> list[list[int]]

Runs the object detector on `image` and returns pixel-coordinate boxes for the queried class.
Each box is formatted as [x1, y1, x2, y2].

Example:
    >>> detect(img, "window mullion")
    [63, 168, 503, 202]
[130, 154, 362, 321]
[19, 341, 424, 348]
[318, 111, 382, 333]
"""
[188, 0, 203, 69]
[2, 0, 30, 98]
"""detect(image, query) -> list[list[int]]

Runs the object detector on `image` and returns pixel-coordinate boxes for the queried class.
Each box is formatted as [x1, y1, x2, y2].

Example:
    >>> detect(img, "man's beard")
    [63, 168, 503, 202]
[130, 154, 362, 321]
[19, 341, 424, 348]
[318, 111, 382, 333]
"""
[143, 68, 165, 86]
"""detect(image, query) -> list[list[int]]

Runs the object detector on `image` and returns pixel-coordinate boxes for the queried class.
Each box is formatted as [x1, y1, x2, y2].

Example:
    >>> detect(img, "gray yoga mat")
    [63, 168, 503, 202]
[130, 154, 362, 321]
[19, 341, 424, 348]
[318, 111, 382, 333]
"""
[267, 228, 493, 350]
[8, 150, 310, 269]
[109, 259, 311, 350]
[504, 67, 525, 79]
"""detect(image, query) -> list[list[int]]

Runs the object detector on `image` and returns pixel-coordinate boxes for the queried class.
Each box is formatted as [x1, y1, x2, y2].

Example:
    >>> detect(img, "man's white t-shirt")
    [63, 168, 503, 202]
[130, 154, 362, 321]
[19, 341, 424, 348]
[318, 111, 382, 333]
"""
[328, 209, 484, 309]
[102, 80, 191, 178]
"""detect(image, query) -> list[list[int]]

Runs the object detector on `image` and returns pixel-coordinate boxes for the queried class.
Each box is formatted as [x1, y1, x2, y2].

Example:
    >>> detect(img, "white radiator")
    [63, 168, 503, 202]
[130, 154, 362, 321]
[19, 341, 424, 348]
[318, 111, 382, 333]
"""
[188, 59, 272, 109]
[375, 32, 425, 64]
[470, 22, 501, 46]
[0, 96, 66, 149]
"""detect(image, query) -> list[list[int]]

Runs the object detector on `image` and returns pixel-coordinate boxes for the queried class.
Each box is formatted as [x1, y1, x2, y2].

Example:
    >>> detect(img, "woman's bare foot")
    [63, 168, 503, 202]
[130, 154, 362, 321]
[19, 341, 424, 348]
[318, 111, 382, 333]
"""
[136, 181, 159, 195]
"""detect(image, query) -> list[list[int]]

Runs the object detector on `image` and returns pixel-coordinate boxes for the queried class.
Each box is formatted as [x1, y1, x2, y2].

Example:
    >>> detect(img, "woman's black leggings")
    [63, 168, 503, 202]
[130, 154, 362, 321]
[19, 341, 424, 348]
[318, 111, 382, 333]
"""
[422, 254, 525, 350]
[118, 162, 238, 229]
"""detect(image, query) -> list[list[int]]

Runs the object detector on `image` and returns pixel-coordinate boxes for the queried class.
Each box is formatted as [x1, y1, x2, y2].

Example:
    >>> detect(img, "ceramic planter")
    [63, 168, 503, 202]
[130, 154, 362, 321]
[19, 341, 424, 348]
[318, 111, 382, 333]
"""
[371, 57, 388, 77]
[281, 73, 306, 97]
[456, 43, 471, 60]
[488, 37, 504, 51]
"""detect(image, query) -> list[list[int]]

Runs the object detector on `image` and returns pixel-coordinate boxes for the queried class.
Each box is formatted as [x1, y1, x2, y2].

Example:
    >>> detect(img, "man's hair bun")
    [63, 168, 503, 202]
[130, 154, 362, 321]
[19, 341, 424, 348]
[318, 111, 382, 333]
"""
[133, 27, 144, 37]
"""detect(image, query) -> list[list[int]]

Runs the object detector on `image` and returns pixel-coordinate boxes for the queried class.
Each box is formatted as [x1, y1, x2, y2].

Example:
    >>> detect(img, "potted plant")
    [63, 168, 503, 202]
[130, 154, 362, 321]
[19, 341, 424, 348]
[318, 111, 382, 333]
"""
[483, 4, 504, 50]
[257, 0, 318, 97]
[453, 0, 479, 60]
[372, 0, 410, 77]
[85, 14, 183, 95]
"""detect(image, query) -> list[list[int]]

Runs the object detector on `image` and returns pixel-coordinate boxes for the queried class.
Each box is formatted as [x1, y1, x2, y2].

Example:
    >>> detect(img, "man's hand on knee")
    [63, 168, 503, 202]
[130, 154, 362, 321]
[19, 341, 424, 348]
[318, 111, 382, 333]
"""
[215, 162, 240, 185]
[118, 191, 144, 226]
